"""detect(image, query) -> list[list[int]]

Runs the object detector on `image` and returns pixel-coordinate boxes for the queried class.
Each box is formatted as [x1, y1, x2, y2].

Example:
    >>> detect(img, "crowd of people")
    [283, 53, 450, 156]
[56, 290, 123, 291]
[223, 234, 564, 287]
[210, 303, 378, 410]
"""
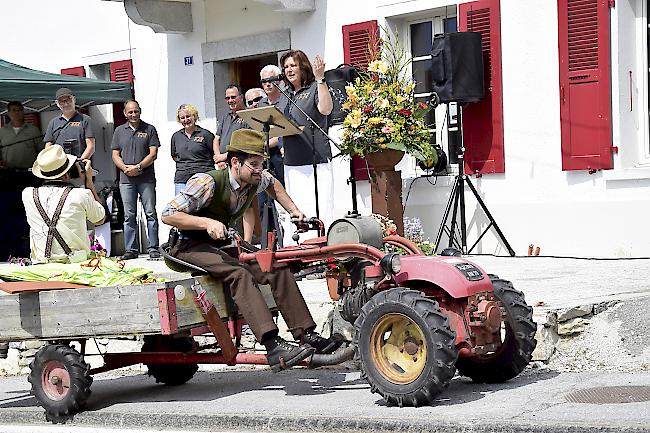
[0, 50, 335, 264]
[2, 51, 341, 370]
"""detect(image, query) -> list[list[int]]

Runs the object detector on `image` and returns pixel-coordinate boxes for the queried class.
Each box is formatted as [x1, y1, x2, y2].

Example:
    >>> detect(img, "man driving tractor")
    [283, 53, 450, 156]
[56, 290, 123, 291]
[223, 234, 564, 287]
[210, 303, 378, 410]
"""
[161, 129, 341, 371]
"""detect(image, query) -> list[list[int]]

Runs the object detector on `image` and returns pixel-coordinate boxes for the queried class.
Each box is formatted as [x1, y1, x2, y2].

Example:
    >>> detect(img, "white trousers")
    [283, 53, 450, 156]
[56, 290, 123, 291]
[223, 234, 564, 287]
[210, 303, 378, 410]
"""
[283, 162, 334, 245]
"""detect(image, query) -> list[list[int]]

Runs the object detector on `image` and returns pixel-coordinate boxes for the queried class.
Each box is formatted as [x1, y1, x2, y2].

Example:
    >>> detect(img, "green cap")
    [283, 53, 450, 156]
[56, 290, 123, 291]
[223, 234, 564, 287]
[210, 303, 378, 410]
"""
[226, 129, 266, 157]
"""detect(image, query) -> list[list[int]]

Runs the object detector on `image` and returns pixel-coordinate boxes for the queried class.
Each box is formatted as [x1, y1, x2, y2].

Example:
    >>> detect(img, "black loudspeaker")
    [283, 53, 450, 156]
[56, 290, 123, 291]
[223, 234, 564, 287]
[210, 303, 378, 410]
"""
[324, 64, 359, 127]
[431, 32, 484, 104]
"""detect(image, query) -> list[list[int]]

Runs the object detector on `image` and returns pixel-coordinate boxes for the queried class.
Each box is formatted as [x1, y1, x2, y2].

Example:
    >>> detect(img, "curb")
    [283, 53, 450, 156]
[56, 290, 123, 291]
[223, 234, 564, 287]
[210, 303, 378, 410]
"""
[1, 410, 649, 433]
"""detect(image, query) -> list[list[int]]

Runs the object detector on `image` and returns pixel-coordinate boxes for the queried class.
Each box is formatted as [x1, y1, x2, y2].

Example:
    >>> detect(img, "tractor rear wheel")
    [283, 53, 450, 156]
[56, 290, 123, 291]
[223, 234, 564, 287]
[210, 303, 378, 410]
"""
[141, 335, 199, 386]
[354, 288, 457, 407]
[456, 278, 537, 383]
[28, 343, 92, 423]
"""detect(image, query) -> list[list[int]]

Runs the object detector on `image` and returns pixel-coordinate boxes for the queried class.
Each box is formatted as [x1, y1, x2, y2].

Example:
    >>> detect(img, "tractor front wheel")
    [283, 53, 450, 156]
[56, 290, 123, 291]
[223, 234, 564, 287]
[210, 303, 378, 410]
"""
[354, 288, 458, 407]
[456, 278, 537, 383]
[28, 343, 92, 423]
[141, 335, 199, 386]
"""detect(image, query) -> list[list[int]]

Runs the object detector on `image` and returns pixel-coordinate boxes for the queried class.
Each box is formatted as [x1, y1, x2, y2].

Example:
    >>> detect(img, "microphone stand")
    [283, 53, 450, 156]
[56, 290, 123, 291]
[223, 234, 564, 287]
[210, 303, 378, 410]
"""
[270, 80, 361, 219]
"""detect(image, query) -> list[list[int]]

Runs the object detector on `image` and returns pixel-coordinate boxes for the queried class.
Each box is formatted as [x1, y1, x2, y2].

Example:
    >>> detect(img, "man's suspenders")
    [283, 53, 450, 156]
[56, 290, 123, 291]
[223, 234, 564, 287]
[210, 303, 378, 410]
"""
[32, 187, 74, 258]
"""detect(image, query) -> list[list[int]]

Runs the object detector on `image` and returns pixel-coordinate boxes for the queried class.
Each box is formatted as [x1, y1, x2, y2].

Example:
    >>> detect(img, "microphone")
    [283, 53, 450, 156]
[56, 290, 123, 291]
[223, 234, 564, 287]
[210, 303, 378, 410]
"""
[261, 74, 284, 84]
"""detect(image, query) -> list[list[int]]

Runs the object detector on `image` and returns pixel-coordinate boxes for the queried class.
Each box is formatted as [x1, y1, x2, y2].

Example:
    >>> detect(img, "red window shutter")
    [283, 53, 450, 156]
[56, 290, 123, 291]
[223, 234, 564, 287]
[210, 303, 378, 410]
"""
[558, 0, 612, 171]
[60, 66, 86, 77]
[459, 0, 504, 175]
[343, 20, 379, 71]
[110, 59, 134, 83]
[343, 21, 379, 180]
[23, 113, 41, 129]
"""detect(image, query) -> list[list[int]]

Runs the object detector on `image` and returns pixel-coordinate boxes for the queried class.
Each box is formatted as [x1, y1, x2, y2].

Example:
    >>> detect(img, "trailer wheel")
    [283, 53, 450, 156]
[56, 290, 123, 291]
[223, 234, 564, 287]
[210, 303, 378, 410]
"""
[456, 278, 537, 383]
[141, 335, 199, 386]
[354, 288, 457, 407]
[28, 343, 92, 423]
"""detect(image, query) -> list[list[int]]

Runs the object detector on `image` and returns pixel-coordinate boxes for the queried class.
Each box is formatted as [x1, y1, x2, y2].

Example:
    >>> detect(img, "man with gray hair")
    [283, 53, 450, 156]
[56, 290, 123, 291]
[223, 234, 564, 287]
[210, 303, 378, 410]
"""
[256, 65, 287, 243]
[259, 64, 283, 107]
[244, 88, 265, 109]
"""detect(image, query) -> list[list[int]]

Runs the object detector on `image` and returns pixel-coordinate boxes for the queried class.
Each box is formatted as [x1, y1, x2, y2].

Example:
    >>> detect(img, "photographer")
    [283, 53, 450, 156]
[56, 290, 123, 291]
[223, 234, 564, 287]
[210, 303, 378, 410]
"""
[21, 145, 106, 264]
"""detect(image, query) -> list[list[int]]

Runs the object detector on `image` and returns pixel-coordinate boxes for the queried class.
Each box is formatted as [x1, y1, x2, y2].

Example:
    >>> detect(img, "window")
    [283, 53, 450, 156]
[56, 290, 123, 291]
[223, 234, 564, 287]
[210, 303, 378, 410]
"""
[407, 14, 459, 170]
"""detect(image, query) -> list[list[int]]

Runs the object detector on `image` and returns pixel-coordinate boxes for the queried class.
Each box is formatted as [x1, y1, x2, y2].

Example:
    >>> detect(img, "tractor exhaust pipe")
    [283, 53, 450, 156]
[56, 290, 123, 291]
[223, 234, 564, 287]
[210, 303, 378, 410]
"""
[308, 344, 356, 368]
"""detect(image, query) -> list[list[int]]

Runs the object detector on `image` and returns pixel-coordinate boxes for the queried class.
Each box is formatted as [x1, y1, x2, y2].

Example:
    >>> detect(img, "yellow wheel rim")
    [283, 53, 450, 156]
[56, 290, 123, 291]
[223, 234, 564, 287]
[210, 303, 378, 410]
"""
[369, 313, 427, 384]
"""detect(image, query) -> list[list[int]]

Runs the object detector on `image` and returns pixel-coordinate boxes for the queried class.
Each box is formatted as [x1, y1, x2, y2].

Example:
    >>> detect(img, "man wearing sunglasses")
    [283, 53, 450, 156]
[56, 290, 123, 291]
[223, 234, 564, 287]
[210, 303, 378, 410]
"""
[214, 84, 250, 169]
[245, 88, 265, 108]
[162, 129, 342, 372]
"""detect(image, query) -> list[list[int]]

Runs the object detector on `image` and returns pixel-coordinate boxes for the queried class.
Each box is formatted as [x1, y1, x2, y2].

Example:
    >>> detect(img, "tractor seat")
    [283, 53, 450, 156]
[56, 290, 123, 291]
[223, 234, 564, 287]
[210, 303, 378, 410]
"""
[159, 242, 208, 275]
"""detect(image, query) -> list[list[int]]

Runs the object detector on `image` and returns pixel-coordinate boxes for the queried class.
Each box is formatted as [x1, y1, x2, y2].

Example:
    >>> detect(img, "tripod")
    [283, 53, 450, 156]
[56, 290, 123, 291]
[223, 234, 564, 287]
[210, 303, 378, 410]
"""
[434, 107, 515, 256]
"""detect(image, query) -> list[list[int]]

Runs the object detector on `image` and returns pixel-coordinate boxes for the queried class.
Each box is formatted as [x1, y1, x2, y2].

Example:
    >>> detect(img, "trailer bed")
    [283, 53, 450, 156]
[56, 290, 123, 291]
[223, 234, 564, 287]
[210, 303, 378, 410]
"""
[0, 276, 275, 341]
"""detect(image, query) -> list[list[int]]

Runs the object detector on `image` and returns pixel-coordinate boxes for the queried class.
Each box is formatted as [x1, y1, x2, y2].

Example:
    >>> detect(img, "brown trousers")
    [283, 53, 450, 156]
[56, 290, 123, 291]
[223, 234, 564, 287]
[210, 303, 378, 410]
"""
[172, 239, 316, 341]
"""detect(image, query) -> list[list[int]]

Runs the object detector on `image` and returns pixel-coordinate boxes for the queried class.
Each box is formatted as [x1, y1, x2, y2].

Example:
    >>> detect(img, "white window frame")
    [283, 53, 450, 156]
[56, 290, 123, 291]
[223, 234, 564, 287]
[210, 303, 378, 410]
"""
[402, 12, 458, 176]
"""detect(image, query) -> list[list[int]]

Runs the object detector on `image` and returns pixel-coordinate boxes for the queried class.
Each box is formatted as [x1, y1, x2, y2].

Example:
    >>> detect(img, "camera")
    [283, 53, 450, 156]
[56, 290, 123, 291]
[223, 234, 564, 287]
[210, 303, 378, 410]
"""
[69, 160, 86, 179]
[62, 138, 78, 156]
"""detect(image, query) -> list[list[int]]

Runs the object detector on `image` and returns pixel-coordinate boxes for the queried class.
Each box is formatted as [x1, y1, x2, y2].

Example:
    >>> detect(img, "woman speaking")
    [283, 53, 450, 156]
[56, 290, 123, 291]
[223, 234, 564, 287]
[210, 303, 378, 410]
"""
[280, 50, 334, 241]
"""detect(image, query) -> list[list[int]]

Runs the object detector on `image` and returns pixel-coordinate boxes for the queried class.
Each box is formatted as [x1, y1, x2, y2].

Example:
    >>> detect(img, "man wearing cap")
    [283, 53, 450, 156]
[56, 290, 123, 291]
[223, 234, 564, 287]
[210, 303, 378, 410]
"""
[162, 129, 341, 371]
[44, 88, 95, 159]
[21, 145, 105, 264]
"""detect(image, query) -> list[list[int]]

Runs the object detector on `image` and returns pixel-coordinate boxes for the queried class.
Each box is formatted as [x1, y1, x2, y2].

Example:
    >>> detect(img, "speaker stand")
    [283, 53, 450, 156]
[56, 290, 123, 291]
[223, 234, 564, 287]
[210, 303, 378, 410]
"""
[433, 107, 515, 256]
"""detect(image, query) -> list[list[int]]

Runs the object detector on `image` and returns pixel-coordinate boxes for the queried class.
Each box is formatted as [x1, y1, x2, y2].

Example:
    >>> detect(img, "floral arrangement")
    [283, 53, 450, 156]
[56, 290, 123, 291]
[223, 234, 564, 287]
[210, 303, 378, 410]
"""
[340, 29, 436, 166]
[370, 213, 398, 237]
[371, 214, 435, 255]
[89, 236, 107, 258]
[403, 217, 435, 256]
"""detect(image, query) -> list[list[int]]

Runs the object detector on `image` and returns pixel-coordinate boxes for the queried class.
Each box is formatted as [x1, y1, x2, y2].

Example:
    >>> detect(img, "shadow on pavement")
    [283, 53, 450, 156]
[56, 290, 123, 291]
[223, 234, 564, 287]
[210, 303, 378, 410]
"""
[373, 368, 560, 407]
[0, 366, 560, 414]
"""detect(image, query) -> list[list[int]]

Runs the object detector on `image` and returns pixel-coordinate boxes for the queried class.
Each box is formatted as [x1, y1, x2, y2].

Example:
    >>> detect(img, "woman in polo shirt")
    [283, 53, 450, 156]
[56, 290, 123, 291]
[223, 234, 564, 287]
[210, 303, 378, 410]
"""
[280, 50, 334, 242]
[171, 104, 218, 195]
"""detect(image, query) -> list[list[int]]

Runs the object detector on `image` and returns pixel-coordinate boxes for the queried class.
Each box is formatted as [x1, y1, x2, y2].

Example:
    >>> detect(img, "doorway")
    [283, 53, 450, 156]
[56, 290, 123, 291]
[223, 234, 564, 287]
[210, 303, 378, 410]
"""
[228, 54, 279, 95]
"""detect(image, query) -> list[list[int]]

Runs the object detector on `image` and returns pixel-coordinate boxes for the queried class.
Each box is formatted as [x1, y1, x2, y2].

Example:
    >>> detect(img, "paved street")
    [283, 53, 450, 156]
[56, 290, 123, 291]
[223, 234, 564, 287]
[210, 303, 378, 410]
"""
[0, 366, 649, 432]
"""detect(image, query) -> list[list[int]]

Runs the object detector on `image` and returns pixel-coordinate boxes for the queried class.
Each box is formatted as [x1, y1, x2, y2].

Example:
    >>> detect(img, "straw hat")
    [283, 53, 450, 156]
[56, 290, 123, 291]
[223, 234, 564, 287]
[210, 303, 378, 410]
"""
[31, 145, 77, 179]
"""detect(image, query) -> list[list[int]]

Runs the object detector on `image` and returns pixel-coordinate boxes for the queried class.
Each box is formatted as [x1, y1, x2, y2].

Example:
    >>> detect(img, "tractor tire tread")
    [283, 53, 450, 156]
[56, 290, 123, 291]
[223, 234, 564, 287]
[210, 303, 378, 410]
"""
[29, 343, 92, 423]
[353, 288, 458, 407]
[456, 279, 537, 383]
[141, 335, 199, 386]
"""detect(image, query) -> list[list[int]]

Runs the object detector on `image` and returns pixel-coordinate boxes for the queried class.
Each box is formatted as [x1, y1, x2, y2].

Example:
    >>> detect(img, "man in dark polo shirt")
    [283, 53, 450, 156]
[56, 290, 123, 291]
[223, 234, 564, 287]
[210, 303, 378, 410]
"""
[44, 88, 94, 159]
[111, 100, 161, 260]
[214, 83, 250, 169]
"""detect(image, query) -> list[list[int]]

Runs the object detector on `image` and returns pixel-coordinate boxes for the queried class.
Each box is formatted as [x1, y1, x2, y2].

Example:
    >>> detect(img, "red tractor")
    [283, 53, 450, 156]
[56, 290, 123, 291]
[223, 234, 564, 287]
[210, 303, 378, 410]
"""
[267, 216, 538, 406]
[22, 215, 536, 422]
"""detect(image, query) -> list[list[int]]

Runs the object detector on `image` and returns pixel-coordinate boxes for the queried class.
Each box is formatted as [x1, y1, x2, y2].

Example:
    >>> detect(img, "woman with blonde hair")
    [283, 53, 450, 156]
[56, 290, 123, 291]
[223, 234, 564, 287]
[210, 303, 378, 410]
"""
[171, 103, 218, 195]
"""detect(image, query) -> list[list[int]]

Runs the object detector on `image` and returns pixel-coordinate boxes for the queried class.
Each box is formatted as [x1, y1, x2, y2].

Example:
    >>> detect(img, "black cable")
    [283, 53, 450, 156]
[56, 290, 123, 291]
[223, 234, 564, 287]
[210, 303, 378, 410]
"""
[0, 134, 45, 149]
[468, 253, 650, 261]
[402, 174, 438, 213]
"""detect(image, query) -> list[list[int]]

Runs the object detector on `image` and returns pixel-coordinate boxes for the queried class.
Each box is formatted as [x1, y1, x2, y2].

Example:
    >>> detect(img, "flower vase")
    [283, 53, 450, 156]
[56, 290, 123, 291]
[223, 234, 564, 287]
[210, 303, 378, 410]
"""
[366, 149, 405, 235]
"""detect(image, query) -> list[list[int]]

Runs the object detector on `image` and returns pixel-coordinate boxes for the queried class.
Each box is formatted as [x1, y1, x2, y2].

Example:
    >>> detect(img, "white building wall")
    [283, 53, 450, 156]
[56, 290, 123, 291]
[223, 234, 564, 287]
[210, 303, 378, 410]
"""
[325, 0, 650, 258]
[6, 0, 649, 257]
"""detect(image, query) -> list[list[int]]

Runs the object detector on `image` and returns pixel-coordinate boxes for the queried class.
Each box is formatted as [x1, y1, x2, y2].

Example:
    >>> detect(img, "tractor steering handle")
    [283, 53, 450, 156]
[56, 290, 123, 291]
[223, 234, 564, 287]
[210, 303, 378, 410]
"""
[291, 217, 325, 240]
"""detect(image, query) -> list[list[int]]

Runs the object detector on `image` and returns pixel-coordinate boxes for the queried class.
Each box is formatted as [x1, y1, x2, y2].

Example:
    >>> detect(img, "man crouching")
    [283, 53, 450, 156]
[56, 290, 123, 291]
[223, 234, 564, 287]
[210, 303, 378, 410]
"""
[161, 129, 340, 371]
[22, 145, 106, 264]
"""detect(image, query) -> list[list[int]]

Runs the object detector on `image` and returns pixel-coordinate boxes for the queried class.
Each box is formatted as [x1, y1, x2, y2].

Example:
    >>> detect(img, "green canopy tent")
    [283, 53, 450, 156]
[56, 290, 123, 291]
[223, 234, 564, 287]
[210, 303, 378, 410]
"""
[0, 59, 132, 113]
